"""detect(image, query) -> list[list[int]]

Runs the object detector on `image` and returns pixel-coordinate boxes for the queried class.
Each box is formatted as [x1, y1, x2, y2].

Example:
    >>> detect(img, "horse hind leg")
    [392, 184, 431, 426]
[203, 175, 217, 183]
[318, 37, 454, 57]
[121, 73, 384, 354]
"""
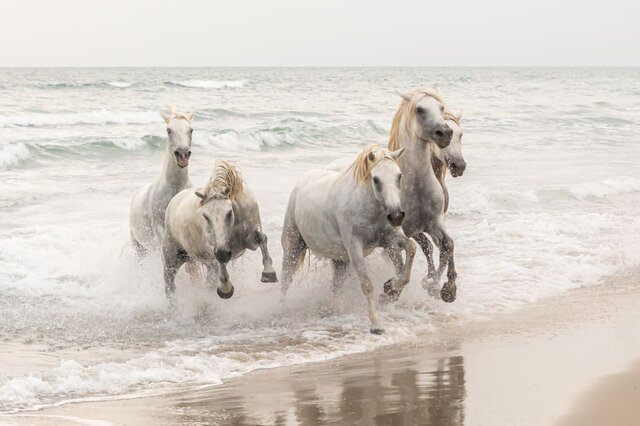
[280, 223, 307, 298]
[331, 259, 349, 293]
[130, 233, 147, 259]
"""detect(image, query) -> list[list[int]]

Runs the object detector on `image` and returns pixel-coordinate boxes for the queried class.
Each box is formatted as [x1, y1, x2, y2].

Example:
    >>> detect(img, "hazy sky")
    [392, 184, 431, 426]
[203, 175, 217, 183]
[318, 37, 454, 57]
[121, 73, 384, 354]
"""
[1, 0, 638, 66]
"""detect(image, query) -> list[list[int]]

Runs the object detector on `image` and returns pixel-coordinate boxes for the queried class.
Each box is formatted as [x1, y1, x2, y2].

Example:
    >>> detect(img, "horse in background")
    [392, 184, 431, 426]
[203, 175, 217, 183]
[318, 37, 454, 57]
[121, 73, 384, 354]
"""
[129, 108, 194, 256]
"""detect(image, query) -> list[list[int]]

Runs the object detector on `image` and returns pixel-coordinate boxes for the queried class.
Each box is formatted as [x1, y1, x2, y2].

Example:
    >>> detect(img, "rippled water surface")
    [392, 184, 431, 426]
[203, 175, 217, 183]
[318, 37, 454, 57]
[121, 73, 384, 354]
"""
[1, 68, 639, 412]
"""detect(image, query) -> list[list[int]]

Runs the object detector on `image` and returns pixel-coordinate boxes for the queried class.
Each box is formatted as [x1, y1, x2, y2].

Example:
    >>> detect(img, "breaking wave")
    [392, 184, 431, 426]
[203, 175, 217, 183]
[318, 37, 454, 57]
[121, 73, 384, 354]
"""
[165, 80, 247, 89]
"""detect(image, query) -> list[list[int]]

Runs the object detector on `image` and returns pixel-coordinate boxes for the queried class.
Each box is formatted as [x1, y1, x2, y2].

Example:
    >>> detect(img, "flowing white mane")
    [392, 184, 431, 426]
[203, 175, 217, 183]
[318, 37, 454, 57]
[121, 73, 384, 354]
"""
[201, 160, 244, 201]
[347, 144, 394, 183]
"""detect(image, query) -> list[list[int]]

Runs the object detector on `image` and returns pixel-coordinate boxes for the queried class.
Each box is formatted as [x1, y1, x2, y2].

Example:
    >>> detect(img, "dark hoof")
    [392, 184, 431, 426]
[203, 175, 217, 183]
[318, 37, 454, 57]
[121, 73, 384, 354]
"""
[217, 285, 234, 299]
[383, 279, 401, 301]
[370, 327, 385, 335]
[261, 271, 278, 283]
[441, 283, 456, 303]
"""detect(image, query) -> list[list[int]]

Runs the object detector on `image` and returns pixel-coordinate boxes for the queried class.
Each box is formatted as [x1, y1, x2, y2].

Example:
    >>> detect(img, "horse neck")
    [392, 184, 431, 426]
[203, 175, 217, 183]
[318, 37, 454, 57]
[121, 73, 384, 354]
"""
[160, 145, 189, 189]
[396, 128, 437, 184]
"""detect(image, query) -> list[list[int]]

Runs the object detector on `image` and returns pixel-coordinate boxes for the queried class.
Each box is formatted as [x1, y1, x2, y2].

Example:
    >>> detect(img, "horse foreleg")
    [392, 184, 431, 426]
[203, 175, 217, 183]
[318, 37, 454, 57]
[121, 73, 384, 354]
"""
[211, 261, 234, 299]
[162, 243, 185, 303]
[251, 230, 277, 283]
[428, 225, 457, 303]
[382, 235, 416, 302]
[345, 238, 383, 334]
[413, 233, 438, 284]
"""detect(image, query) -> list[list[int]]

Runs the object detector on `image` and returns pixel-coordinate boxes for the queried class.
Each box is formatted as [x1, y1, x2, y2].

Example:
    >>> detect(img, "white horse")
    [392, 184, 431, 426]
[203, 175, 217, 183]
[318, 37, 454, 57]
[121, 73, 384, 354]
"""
[163, 160, 277, 299]
[413, 112, 466, 288]
[130, 109, 194, 256]
[281, 145, 416, 334]
[384, 89, 460, 303]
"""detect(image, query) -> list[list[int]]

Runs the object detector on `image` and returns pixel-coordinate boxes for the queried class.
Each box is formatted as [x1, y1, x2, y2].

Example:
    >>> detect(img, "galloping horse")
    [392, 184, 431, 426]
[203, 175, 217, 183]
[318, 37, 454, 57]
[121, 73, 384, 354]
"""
[384, 89, 460, 303]
[163, 160, 277, 299]
[281, 145, 416, 334]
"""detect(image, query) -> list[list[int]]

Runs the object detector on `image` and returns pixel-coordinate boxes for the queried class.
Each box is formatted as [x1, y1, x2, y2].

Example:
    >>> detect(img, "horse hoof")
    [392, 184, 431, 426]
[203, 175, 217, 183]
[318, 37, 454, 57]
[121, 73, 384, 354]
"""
[383, 279, 401, 301]
[370, 327, 385, 335]
[261, 271, 278, 283]
[217, 286, 234, 299]
[440, 284, 456, 303]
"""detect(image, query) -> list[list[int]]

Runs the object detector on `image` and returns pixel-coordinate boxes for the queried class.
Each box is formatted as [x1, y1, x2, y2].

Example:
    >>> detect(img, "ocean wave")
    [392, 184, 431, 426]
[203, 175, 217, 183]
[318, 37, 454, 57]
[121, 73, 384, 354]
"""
[165, 79, 247, 89]
[107, 81, 133, 88]
[0, 143, 31, 169]
[568, 177, 640, 200]
[0, 110, 159, 128]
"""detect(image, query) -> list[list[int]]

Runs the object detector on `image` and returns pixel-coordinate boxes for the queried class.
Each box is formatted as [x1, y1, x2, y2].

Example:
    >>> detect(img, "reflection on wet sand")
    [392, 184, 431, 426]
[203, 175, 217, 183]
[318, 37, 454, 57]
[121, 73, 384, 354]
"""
[171, 351, 466, 425]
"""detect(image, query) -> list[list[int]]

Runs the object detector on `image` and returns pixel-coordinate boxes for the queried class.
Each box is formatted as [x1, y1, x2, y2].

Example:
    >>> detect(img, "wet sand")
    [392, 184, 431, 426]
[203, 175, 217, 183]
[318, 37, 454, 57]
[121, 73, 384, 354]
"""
[4, 269, 640, 425]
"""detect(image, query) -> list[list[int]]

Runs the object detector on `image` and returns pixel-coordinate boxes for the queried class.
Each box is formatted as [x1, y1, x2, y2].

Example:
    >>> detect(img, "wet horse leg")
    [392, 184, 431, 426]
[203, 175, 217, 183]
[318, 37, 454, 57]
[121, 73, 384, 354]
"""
[427, 223, 457, 303]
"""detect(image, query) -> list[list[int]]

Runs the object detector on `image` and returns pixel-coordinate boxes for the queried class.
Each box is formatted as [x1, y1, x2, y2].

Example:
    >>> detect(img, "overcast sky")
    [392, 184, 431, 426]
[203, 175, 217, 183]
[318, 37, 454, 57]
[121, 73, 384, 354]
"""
[1, 0, 638, 67]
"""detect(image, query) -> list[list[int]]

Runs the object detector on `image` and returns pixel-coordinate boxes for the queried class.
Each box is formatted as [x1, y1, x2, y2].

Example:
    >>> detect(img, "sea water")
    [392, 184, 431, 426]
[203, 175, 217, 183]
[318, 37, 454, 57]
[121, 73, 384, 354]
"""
[0, 67, 639, 412]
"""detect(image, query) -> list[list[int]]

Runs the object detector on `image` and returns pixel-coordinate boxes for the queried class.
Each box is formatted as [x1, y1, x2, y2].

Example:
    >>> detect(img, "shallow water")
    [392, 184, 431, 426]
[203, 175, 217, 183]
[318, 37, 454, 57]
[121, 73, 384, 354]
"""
[0, 67, 639, 412]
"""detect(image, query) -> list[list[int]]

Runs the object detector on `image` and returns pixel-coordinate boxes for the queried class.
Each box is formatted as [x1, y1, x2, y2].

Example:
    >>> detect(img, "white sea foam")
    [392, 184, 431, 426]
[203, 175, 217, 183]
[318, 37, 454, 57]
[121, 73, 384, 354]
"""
[107, 81, 132, 88]
[0, 143, 30, 169]
[167, 80, 246, 89]
[1, 67, 640, 414]
[0, 111, 158, 127]
[568, 177, 640, 200]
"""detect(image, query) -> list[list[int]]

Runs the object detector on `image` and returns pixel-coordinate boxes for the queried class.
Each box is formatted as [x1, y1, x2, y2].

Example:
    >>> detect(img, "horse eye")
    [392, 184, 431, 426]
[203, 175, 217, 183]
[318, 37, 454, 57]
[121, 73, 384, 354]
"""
[372, 176, 381, 188]
[226, 211, 233, 221]
[189, 128, 193, 135]
[440, 105, 445, 112]
[202, 213, 211, 223]
[167, 128, 172, 134]
[416, 106, 424, 114]
[397, 174, 402, 182]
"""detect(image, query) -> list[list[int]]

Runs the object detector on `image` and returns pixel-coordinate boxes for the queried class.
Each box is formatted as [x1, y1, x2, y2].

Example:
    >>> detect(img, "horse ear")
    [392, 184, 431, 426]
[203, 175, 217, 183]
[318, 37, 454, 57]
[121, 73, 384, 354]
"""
[367, 152, 376, 162]
[186, 112, 195, 122]
[160, 111, 171, 123]
[195, 191, 205, 199]
[222, 186, 231, 196]
[396, 90, 412, 102]
[455, 110, 463, 121]
[391, 148, 405, 160]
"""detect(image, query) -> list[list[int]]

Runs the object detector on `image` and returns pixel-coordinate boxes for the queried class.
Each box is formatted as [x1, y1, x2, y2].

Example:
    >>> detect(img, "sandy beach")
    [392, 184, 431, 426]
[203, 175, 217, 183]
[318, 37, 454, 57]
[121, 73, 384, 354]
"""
[3, 268, 638, 425]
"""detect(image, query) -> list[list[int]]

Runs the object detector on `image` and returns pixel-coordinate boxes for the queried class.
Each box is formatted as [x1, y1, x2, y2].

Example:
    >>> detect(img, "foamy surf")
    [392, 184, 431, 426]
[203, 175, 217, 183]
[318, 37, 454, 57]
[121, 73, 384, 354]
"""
[1, 66, 639, 414]
[165, 80, 246, 89]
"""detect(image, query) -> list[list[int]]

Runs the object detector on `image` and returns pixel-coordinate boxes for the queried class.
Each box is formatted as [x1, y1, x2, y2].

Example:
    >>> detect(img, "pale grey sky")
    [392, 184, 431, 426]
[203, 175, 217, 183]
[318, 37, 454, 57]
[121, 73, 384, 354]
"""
[1, 0, 638, 66]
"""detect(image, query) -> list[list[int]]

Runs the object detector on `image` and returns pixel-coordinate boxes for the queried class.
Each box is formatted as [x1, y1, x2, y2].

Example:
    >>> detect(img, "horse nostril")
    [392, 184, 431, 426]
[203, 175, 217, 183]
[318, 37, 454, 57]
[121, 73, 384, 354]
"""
[174, 150, 179, 157]
[387, 214, 393, 222]
[435, 130, 444, 138]
[399, 211, 405, 220]
[187, 151, 192, 157]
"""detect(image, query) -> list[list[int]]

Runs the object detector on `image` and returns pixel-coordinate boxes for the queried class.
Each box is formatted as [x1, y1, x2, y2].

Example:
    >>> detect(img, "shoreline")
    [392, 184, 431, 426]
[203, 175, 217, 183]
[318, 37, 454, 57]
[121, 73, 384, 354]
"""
[3, 268, 640, 425]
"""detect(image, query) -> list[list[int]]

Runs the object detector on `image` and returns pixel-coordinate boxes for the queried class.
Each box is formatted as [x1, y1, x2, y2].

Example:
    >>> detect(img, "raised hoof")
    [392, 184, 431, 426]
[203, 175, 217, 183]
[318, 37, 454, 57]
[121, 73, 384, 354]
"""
[217, 285, 235, 299]
[370, 327, 385, 335]
[383, 279, 401, 301]
[440, 283, 456, 303]
[261, 271, 278, 283]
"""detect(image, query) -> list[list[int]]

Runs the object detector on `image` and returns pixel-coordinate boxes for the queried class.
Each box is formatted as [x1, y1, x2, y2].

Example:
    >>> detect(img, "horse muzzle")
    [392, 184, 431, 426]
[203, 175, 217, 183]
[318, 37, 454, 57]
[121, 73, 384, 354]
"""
[449, 160, 467, 177]
[215, 248, 232, 263]
[174, 150, 191, 168]
[387, 211, 405, 227]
